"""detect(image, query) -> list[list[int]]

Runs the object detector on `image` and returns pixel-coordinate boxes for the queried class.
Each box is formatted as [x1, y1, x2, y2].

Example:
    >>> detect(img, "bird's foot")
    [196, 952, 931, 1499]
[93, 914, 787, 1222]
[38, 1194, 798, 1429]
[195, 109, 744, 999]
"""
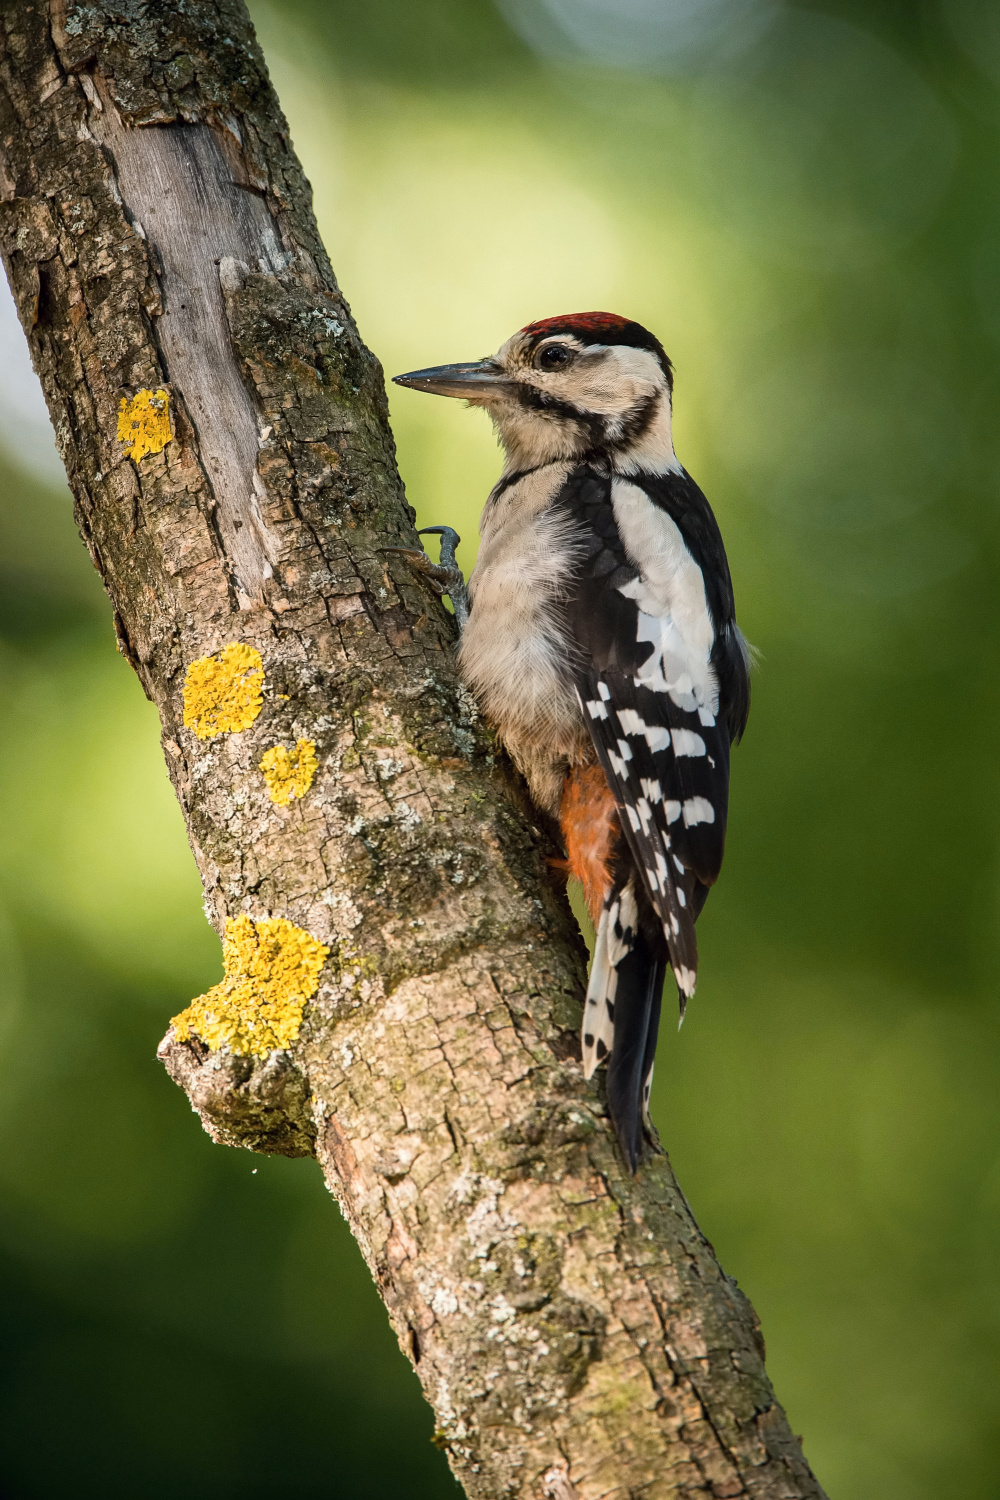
[385, 525, 469, 629]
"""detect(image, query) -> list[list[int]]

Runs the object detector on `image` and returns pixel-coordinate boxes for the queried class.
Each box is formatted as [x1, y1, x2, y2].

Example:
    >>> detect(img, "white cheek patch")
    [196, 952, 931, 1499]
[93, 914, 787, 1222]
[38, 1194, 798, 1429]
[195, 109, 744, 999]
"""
[550, 344, 664, 432]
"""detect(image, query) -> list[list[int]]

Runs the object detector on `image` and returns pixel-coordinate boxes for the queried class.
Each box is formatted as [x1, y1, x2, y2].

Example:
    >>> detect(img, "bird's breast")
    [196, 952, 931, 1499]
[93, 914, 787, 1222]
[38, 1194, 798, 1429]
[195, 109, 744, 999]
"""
[458, 464, 584, 750]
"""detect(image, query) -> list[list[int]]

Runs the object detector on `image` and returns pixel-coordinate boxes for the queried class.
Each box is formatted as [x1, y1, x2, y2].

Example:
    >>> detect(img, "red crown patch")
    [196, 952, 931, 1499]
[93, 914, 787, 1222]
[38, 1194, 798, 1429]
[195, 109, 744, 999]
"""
[520, 311, 633, 341]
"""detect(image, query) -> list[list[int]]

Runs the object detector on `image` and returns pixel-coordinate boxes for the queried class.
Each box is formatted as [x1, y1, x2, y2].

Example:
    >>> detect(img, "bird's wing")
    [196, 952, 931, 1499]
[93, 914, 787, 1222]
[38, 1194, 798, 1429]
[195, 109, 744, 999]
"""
[558, 466, 744, 1004]
[578, 664, 730, 1002]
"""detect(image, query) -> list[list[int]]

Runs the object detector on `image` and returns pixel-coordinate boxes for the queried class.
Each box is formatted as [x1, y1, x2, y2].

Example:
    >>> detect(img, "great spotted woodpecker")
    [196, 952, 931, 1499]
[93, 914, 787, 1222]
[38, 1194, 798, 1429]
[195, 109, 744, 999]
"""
[393, 313, 751, 1171]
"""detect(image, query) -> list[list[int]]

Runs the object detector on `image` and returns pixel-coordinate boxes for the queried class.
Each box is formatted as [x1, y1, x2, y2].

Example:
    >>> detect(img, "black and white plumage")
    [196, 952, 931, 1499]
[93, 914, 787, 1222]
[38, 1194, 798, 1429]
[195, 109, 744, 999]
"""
[394, 313, 750, 1171]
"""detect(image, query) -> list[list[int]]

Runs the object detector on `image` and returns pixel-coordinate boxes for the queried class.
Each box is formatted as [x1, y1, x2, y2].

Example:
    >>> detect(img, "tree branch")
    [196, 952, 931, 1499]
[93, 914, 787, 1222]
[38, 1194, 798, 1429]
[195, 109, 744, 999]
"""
[0, 4, 827, 1496]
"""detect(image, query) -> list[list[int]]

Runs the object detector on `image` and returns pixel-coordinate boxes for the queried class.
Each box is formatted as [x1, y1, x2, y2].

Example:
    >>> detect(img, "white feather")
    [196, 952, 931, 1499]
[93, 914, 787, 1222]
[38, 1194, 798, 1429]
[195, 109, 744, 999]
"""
[459, 462, 590, 810]
[611, 478, 718, 720]
[581, 903, 618, 1081]
[581, 887, 639, 1080]
[642, 1061, 655, 1127]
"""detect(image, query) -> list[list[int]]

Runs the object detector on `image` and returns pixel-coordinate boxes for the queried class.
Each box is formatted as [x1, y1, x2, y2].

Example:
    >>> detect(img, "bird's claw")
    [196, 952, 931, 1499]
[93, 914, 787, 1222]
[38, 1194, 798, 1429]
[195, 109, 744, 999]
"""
[384, 526, 469, 629]
[388, 548, 458, 590]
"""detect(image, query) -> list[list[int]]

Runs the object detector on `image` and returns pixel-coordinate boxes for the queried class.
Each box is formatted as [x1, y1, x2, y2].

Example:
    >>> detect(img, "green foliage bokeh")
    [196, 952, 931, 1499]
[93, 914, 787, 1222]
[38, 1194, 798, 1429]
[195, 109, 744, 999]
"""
[1, 1, 998, 1494]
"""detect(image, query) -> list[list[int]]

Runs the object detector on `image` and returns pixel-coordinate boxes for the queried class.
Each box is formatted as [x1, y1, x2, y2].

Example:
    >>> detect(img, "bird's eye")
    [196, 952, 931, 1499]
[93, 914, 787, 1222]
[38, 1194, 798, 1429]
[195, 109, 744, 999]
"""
[536, 343, 572, 371]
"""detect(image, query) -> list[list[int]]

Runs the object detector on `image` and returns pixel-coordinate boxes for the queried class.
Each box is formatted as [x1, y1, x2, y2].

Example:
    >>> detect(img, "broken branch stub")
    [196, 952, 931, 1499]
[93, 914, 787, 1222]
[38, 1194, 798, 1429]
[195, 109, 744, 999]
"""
[0, 3, 826, 1497]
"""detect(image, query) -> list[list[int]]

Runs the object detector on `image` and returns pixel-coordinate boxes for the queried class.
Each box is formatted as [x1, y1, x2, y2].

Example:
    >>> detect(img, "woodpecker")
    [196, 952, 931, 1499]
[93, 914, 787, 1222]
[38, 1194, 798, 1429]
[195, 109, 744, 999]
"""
[393, 313, 750, 1172]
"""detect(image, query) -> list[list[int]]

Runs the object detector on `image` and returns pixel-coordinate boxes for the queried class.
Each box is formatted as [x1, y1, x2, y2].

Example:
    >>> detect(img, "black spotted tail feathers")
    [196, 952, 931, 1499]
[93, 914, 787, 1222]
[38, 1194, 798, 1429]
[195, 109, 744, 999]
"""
[582, 878, 668, 1172]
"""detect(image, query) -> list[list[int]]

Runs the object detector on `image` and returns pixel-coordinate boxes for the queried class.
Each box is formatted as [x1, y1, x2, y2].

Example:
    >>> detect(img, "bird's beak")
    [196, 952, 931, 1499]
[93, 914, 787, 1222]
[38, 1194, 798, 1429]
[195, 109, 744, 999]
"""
[392, 359, 512, 401]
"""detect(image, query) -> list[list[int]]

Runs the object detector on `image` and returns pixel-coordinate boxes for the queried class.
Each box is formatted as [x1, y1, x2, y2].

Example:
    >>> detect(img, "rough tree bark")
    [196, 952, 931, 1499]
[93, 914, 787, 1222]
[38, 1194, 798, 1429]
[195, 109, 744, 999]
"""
[0, 6, 828, 1497]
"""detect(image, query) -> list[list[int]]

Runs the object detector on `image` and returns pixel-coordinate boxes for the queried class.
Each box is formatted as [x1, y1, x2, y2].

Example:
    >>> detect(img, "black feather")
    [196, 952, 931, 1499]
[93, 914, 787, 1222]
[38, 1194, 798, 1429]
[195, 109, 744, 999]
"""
[605, 924, 667, 1173]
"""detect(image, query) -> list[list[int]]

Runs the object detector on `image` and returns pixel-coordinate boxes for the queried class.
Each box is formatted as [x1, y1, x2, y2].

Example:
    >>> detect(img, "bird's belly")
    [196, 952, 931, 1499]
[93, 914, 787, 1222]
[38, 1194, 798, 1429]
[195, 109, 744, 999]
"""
[457, 486, 590, 811]
[458, 565, 582, 749]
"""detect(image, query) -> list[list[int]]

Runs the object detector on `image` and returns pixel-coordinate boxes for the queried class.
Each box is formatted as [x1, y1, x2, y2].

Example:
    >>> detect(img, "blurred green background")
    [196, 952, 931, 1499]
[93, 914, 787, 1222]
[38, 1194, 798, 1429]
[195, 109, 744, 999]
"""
[1, 0, 998, 1493]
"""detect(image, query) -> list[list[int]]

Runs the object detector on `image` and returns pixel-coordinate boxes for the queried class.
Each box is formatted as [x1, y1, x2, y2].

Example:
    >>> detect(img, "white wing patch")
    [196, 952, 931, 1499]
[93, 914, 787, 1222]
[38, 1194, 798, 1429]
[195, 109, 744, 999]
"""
[608, 746, 631, 780]
[616, 706, 671, 753]
[675, 964, 697, 997]
[671, 728, 706, 757]
[682, 796, 715, 826]
[611, 478, 719, 723]
[629, 608, 706, 712]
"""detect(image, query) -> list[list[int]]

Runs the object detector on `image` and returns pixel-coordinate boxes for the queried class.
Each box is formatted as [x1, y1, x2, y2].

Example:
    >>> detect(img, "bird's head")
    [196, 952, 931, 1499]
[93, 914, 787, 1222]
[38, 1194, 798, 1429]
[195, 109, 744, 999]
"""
[393, 313, 677, 473]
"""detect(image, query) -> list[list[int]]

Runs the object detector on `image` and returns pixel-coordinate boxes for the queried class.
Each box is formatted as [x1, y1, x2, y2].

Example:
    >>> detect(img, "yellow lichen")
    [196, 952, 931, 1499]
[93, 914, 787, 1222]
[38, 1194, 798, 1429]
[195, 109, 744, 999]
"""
[260, 738, 318, 806]
[117, 388, 172, 462]
[183, 642, 264, 739]
[171, 914, 329, 1056]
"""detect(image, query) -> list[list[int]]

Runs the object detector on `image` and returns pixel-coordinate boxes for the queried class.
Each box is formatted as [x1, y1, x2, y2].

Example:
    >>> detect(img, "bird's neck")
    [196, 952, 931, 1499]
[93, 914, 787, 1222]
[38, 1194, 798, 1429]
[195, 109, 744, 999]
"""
[611, 394, 682, 477]
[496, 387, 682, 479]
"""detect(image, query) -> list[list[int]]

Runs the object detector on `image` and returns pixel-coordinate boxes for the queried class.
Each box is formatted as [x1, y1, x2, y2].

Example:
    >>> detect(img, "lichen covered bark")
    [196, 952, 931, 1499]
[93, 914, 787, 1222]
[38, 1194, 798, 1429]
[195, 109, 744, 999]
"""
[0, 5, 827, 1496]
